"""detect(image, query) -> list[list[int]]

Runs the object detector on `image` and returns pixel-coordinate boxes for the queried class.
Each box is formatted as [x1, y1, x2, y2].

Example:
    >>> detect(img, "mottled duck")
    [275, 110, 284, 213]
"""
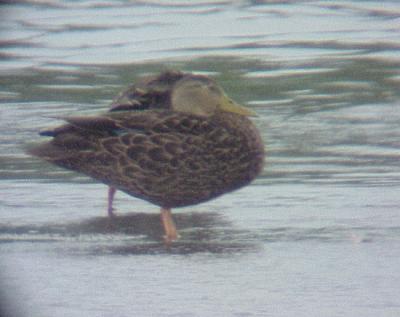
[29, 71, 265, 242]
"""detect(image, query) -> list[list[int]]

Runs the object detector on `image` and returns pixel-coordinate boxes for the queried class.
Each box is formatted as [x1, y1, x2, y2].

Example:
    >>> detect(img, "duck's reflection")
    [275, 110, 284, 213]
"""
[70, 212, 256, 255]
[68, 211, 226, 239]
[0, 212, 257, 255]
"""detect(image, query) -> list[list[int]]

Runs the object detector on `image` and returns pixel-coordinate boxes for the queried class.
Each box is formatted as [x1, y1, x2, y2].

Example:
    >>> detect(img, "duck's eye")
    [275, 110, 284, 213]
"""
[187, 83, 204, 90]
[207, 85, 221, 94]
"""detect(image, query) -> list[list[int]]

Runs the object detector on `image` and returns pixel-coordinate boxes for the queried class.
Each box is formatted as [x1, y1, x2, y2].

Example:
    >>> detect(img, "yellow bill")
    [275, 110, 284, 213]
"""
[218, 94, 257, 117]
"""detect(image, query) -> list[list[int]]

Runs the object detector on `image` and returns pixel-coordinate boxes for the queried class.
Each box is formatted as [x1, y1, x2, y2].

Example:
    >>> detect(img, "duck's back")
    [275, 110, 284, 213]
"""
[109, 71, 185, 112]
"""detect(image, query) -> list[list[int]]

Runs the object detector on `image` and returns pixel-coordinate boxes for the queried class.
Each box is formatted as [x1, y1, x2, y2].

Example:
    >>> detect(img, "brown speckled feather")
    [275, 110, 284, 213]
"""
[109, 70, 185, 112]
[31, 110, 264, 208]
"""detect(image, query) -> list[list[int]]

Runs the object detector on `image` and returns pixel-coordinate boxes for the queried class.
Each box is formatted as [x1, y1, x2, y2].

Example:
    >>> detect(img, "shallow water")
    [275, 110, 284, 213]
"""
[1, 1, 400, 316]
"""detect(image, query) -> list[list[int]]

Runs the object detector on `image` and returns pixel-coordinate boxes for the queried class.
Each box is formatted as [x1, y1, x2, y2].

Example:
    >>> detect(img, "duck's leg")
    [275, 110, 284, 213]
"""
[160, 208, 178, 243]
[107, 186, 117, 217]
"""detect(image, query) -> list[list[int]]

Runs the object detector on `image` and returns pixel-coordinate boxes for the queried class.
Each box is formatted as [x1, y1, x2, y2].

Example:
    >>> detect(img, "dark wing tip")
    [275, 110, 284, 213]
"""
[37, 123, 76, 137]
[109, 103, 148, 112]
[39, 129, 56, 137]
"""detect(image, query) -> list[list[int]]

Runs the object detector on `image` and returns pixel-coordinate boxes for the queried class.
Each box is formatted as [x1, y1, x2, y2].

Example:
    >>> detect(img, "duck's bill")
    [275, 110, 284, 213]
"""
[219, 94, 257, 117]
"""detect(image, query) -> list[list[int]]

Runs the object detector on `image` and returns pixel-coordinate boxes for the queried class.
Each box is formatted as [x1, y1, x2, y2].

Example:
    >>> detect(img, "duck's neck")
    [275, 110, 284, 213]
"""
[214, 111, 257, 134]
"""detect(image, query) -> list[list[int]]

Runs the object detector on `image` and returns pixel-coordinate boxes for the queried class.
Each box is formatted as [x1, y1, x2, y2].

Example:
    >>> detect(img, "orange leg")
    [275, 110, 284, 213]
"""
[160, 208, 178, 243]
[107, 186, 117, 217]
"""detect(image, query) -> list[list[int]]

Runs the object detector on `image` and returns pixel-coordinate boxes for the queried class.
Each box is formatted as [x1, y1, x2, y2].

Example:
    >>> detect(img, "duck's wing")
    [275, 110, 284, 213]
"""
[29, 115, 121, 161]
[29, 110, 218, 175]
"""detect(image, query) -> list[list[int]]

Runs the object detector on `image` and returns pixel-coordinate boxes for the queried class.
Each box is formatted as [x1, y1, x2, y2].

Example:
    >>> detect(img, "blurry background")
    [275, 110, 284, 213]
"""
[1, 1, 400, 316]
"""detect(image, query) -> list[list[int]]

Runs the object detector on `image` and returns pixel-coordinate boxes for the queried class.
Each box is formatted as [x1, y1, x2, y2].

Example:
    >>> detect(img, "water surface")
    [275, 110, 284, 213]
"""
[1, 1, 400, 316]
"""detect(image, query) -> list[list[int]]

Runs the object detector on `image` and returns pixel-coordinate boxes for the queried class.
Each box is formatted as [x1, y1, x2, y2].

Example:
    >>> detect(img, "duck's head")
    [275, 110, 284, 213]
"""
[171, 75, 256, 117]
